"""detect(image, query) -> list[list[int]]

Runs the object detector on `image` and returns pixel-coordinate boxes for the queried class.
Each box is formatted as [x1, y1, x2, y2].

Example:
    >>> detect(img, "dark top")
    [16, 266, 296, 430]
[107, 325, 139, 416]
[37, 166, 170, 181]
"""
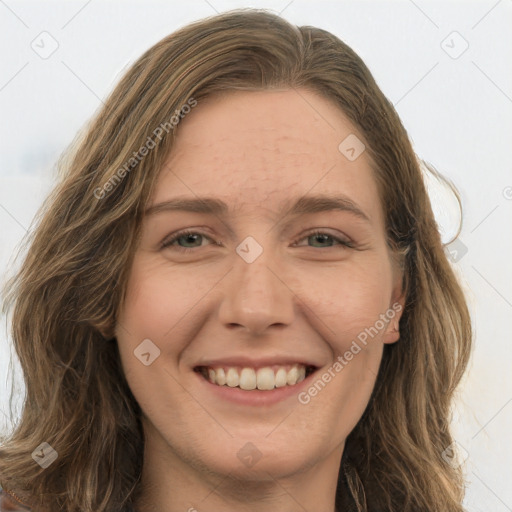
[0, 486, 137, 512]
[0, 487, 31, 511]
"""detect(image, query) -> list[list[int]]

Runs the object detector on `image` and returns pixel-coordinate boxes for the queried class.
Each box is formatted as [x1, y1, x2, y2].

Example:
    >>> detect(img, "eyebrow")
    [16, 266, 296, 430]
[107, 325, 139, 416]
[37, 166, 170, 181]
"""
[144, 194, 371, 222]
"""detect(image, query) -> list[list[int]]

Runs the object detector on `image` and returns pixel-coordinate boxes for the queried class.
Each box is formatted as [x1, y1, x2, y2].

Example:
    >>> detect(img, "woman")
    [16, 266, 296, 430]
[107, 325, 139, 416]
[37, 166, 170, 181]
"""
[0, 8, 472, 512]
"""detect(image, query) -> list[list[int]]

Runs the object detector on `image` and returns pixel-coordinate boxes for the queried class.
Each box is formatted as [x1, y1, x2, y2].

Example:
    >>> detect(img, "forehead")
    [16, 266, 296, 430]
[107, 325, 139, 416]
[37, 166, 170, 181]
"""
[153, 89, 383, 225]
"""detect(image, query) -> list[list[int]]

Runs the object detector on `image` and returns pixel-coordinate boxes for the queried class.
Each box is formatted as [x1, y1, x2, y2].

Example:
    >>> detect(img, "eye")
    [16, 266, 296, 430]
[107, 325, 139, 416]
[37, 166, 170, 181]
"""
[293, 230, 354, 249]
[160, 230, 216, 252]
[160, 229, 354, 253]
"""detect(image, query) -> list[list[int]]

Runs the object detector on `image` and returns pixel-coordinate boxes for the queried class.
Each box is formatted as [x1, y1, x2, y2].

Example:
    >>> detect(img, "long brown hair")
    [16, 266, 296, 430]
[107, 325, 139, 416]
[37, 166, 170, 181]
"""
[0, 9, 472, 511]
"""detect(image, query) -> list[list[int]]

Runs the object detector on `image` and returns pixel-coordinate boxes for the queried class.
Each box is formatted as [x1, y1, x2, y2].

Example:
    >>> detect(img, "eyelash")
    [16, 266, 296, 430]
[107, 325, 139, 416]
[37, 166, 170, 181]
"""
[160, 229, 354, 253]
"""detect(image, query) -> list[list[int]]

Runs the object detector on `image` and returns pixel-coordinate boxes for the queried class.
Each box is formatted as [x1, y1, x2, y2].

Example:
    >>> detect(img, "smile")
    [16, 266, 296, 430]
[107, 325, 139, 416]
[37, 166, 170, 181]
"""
[195, 364, 317, 391]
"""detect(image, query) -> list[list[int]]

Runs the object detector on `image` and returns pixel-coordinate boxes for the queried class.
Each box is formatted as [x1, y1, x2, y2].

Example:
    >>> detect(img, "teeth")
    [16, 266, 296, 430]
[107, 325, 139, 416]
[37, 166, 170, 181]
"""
[201, 364, 309, 391]
[256, 367, 275, 390]
[216, 368, 226, 386]
[239, 368, 257, 390]
[275, 368, 287, 388]
[287, 366, 299, 385]
[226, 368, 239, 387]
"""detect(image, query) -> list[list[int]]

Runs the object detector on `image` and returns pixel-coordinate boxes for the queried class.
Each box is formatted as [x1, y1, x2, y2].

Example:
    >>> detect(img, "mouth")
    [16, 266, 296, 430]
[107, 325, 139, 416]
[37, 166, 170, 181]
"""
[194, 363, 318, 391]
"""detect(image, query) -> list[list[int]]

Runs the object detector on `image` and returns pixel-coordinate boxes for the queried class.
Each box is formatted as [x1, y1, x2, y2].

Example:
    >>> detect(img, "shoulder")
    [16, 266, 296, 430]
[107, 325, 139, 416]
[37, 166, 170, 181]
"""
[0, 487, 32, 511]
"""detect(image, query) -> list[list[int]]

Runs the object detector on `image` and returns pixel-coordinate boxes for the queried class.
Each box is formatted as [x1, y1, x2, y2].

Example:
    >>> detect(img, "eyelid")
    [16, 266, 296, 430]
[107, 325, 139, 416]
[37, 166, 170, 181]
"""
[160, 227, 354, 251]
[160, 228, 216, 250]
[292, 228, 353, 246]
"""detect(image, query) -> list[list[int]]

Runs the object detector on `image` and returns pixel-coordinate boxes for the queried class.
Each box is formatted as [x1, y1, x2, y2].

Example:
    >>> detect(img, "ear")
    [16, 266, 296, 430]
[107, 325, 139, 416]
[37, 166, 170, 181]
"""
[382, 283, 406, 345]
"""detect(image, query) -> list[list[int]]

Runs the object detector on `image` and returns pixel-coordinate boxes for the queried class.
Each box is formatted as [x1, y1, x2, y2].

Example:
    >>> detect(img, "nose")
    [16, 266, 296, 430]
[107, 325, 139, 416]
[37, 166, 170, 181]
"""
[217, 249, 295, 336]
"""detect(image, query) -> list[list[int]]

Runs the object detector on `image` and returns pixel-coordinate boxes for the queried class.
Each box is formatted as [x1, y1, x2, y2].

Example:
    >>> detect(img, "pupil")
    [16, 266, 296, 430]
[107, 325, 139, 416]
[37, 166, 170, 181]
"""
[183, 234, 200, 247]
[313, 234, 330, 246]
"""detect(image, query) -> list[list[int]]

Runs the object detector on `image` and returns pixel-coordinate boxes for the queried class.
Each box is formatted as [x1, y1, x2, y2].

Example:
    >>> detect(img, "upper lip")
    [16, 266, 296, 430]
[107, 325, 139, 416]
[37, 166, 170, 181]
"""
[194, 356, 322, 370]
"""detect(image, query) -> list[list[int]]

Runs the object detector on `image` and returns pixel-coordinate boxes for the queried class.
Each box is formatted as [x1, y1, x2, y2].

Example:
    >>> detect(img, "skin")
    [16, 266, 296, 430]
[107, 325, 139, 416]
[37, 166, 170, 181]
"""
[115, 89, 405, 512]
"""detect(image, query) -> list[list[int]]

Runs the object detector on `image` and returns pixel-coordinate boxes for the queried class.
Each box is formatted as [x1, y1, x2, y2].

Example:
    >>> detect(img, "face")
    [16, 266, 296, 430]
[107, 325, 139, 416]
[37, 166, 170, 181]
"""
[115, 89, 404, 485]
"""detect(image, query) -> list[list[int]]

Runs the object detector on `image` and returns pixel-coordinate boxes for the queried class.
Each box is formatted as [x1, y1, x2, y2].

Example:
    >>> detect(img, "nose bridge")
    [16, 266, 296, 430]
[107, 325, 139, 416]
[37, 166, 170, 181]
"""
[218, 240, 294, 334]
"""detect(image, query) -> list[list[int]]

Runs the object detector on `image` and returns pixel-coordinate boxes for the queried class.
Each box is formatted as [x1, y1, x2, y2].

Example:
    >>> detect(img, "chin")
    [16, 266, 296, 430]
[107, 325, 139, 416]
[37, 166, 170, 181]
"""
[193, 435, 320, 480]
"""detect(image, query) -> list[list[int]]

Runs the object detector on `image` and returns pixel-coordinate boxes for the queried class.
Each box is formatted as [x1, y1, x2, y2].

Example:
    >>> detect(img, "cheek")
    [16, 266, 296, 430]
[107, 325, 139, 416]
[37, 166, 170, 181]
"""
[298, 345, 383, 447]
[292, 256, 394, 344]
[117, 257, 215, 348]
[295, 262, 389, 438]
[114, 259, 194, 400]
[117, 250, 394, 362]
[115, 260, 207, 424]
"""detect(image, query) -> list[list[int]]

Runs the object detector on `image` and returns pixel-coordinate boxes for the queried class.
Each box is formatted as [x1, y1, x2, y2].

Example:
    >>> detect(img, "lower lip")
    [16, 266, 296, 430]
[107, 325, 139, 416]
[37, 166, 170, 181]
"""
[194, 369, 318, 406]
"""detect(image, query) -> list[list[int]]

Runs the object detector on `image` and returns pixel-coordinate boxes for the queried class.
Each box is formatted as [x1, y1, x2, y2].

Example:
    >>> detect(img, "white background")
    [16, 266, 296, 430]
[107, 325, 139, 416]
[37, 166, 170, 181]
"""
[1, 1, 511, 510]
